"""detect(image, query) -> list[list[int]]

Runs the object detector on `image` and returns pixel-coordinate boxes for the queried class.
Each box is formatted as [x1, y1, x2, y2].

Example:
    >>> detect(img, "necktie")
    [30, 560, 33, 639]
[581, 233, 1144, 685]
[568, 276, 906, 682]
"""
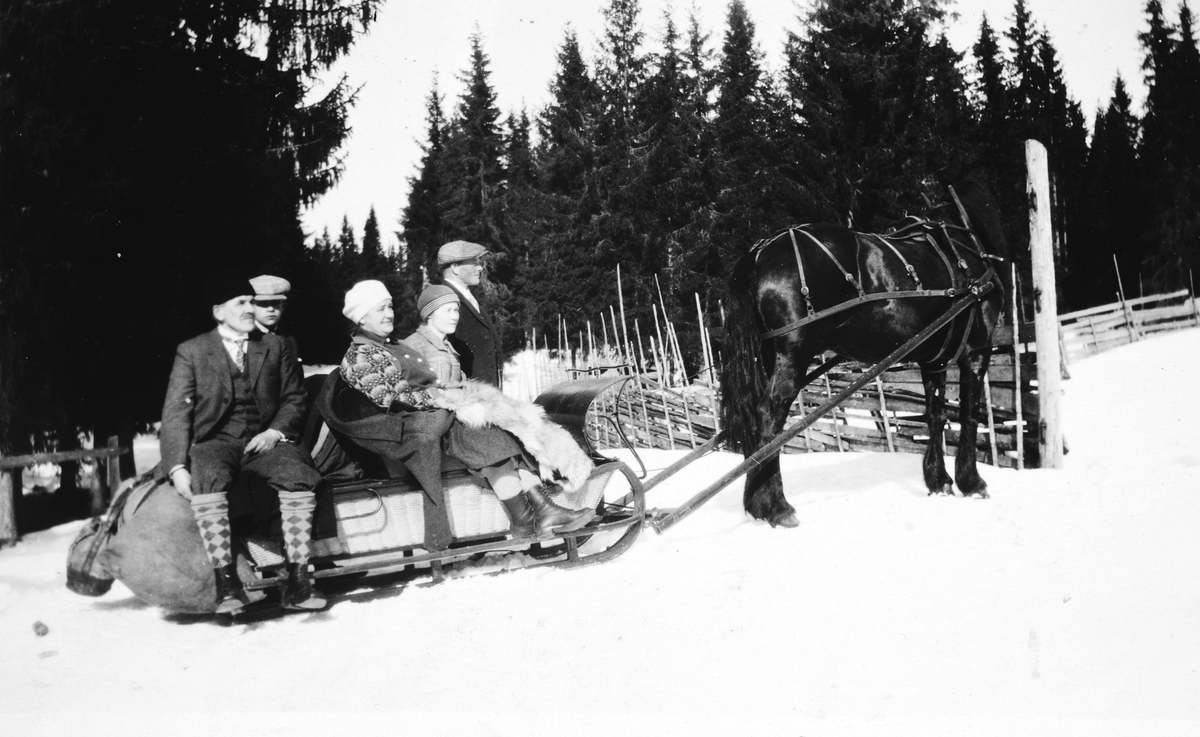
[225, 338, 247, 372]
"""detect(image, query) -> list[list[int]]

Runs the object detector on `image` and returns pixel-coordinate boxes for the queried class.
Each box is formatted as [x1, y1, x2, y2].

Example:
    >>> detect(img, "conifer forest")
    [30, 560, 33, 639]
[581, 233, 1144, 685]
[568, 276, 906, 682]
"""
[2, 0, 1199, 462]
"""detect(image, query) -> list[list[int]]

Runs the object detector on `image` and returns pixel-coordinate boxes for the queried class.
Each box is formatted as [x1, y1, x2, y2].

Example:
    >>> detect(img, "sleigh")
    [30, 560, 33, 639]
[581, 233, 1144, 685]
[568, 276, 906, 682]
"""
[67, 373, 646, 616]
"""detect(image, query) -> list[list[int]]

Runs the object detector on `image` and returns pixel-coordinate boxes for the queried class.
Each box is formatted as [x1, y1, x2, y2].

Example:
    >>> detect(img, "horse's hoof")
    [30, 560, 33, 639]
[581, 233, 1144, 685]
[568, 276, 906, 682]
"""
[768, 512, 800, 529]
[928, 483, 954, 496]
[964, 489, 990, 499]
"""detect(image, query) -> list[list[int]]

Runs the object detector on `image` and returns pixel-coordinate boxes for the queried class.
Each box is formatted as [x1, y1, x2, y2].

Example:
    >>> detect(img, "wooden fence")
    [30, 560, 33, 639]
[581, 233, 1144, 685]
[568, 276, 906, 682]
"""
[570, 321, 1042, 470]
[1059, 288, 1200, 363]
[548, 285, 1200, 473]
[0, 437, 130, 545]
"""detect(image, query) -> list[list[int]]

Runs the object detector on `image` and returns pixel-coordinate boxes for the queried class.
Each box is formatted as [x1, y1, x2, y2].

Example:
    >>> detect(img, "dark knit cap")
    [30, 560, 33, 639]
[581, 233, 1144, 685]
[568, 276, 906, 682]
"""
[204, 271, 255, 307]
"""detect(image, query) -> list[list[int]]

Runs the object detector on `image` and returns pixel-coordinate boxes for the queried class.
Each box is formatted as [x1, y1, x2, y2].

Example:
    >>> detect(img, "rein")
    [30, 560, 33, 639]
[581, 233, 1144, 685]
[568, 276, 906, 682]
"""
[757, 220, 998, 345]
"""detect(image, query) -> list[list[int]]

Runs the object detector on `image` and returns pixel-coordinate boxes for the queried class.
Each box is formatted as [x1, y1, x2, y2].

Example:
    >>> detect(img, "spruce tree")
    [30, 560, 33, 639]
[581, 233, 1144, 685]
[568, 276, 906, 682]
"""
[1139, 0, 1200, 289]
[0, 0, 379, 457]
[400, 77, 449, 286]
[786, 0, 971, 230]
[337, 216, 359, 258]
[521, 29, 603, 338]
[1077, 77, 1147, 307]
[440, 30, 508, 270]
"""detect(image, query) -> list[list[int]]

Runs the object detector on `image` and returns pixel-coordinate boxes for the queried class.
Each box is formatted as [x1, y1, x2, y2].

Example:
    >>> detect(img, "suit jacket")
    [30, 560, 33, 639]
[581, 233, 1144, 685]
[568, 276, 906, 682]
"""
[445, 282, 502, 387]
[159, 328, 308, 471]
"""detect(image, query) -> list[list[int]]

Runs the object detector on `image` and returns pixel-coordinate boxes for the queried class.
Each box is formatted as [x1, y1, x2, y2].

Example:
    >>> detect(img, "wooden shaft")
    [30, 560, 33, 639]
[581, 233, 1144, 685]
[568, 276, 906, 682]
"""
[641, 432, 726, 494]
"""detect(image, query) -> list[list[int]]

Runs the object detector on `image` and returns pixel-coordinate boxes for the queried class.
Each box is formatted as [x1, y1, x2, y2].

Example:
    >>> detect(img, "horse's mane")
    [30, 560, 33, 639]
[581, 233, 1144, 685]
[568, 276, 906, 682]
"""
[949, 173, 1010, 263]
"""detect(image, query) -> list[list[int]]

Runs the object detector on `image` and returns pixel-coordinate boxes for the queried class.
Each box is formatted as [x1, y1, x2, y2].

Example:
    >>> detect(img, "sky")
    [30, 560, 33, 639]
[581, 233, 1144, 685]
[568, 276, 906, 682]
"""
[301, 0, 1154, 249]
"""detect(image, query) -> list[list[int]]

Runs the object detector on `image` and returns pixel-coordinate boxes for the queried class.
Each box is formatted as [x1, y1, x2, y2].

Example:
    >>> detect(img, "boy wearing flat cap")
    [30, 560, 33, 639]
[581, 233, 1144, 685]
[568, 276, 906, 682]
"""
[437, 240, 503, 387]
[251, 273, 302, 380]
[160, 272, 324, 613]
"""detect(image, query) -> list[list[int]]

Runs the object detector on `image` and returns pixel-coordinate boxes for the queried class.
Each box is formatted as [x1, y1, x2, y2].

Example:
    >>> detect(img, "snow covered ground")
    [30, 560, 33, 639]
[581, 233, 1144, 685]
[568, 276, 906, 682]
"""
[4, 330, 1199, 736]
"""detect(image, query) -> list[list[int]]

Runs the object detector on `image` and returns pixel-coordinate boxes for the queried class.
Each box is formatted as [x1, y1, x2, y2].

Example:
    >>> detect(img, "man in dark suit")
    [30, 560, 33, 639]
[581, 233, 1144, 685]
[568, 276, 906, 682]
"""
[437, 240, 502, 387]
[161, 272, 324, 613]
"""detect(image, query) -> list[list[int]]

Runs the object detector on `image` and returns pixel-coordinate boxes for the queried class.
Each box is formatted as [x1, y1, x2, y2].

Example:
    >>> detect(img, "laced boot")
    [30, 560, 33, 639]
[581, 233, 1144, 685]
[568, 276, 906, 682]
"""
[500, 493, 537, 539]
[525, 485, 595, 536]
[282, 562, 326, 611]
[213, 564, 245, 615]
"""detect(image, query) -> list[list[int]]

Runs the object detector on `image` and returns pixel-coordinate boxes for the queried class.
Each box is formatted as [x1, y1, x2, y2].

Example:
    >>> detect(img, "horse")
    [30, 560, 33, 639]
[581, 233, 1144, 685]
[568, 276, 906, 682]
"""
[719, 179, 1009, 528]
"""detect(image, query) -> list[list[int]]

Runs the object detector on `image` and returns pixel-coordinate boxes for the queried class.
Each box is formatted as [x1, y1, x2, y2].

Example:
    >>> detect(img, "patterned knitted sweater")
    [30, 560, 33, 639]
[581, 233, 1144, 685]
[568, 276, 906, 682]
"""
[340, 333, 440, 410]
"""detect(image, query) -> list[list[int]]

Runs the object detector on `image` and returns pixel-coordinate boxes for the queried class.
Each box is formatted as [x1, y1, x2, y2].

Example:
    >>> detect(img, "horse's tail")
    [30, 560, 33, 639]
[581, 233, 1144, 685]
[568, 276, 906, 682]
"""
[719, 248, 770, 455]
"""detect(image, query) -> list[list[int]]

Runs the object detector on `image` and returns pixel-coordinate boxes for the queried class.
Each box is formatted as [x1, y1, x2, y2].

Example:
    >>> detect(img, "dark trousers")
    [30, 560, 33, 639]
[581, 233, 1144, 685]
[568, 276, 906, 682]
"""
[190, 438, 321, 500]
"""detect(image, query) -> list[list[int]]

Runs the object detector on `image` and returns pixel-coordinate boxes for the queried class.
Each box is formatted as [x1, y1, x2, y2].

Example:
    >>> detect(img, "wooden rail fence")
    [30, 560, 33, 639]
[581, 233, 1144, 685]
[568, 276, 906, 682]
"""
[0, 436, 130, 545]
[579, 322, 1042, 469]
[1059, 288, 1200, 363]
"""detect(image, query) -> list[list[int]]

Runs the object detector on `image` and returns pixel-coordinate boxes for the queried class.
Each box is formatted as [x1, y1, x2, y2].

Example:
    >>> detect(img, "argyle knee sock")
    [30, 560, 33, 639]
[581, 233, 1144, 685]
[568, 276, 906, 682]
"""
[190, 492, 233, 569]
[278, 490, 317, 564]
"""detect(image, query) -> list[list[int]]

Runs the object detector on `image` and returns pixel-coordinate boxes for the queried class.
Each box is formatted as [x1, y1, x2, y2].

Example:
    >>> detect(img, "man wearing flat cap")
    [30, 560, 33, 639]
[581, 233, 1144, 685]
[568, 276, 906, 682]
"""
[437, 240, 503, 387]
[160, 271, 324, 614]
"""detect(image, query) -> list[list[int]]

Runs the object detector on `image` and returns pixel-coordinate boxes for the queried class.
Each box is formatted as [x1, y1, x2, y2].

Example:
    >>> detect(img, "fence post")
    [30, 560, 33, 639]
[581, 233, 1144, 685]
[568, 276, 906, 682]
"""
[1190, 270, 1199, 327]
[1114, 255, 1138, 344]
[0, 462, 17, 546]
[1027, 139, 1064, 469]
[1012, 265, 1024, 470]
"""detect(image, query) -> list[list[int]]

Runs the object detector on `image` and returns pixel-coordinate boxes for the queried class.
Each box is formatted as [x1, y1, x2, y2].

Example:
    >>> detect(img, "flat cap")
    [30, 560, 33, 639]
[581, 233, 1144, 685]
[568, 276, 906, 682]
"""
[437, 240, 488, 266]
[250, 275, 291, 299]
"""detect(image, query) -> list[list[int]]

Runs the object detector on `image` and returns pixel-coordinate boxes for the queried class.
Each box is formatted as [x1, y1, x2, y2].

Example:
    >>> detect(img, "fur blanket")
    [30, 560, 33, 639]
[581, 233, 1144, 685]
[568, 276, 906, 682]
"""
[430, 380, 592, 492]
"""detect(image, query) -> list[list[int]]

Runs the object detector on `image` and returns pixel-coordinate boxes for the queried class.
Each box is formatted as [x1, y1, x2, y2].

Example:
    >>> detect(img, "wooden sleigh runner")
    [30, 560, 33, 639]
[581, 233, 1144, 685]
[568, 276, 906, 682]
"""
[66, 374, 647, 617]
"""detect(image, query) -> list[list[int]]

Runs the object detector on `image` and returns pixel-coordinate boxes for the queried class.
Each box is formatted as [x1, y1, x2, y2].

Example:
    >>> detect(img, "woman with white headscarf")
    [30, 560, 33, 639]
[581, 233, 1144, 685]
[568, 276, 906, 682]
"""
[333, 280, 593, 545]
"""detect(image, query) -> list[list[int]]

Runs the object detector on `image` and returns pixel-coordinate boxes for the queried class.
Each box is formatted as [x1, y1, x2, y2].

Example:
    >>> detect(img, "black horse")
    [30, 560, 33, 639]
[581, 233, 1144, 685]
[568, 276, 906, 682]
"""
[719, 180, 1009, 528]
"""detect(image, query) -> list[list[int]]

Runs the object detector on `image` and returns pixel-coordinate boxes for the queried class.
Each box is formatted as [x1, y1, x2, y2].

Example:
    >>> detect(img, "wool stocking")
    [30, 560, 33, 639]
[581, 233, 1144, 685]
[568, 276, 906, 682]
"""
[278, 490, 317, 564]
[190, 492, 233, 569]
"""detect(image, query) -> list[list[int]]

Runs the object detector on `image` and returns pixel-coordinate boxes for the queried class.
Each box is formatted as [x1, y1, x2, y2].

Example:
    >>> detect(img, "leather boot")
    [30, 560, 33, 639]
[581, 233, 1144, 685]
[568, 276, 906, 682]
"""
[525, 485, 595, 536]
[282, 562, 327, 611]
[500, 493, 537, 539]
[214, 564, 245, 615]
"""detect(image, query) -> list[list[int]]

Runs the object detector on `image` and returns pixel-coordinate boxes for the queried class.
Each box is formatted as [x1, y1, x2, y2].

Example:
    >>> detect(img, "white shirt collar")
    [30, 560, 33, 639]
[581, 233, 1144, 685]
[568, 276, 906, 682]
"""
[217, 324, 249, 342]
[444, 278, 479, 311]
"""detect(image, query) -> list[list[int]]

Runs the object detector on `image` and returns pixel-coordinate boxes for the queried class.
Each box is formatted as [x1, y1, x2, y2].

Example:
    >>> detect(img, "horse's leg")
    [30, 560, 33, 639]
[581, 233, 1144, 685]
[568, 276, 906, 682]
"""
[920, 367, 954, 494]
[743, 351, 805, 528]
[954, 350, 991, 498]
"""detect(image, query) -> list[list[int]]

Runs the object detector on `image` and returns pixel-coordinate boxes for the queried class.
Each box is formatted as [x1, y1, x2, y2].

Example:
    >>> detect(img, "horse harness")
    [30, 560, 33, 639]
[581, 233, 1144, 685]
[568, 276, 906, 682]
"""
[754, 218, 1001, 366]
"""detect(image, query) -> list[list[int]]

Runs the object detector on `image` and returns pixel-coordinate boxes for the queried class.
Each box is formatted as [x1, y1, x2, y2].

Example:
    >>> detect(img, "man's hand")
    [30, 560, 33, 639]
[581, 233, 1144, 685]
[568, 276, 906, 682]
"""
[244, 429, 282, 455]
[171, 468, 193, 500]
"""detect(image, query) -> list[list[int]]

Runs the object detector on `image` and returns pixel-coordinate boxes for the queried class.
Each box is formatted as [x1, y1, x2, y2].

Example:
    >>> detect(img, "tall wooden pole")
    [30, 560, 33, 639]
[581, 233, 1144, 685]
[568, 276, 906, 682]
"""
[0, 463, 17, 546]
[1027, 139, 1063, 468]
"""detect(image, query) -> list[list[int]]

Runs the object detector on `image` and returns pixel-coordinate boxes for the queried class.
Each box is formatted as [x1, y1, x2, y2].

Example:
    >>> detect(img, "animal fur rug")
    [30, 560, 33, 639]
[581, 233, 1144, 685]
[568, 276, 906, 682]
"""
[429, 380, 592, 492]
